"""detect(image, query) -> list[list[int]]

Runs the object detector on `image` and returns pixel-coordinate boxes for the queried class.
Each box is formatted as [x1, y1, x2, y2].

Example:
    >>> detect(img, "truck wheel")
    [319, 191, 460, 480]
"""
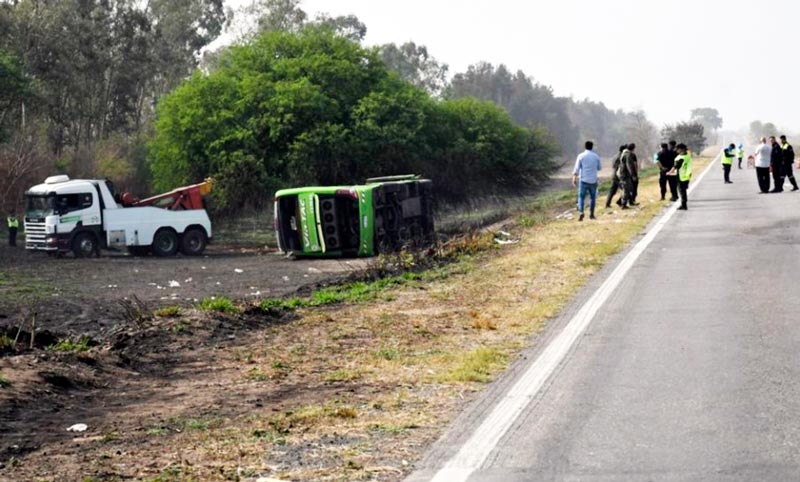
[180, 228, 207, 256]
[72, 232, 97, 258]
[152, 229, 179, 257]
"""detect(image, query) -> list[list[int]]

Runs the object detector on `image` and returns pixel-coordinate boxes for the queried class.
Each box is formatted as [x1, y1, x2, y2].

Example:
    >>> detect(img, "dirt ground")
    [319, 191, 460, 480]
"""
[0, 243, 368, 339]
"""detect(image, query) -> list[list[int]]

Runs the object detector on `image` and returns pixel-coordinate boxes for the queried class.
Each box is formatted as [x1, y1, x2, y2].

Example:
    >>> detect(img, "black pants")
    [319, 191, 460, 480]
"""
[723, 164, 732, 182]
[771, 162, 784, 191]
[8, 227, 17, 247]
[784, 159, 798, 189]
[678, 180, 690, 208]
[630, 178, 639, 203]
[738, 157, 743, 169]
[659, 170, 678, 200]
[606, 177, 622, 207]
[756, 166, 771, 193]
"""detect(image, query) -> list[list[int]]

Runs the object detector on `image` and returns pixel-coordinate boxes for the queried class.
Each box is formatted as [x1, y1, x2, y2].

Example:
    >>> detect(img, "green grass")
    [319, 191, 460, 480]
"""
[198, 297, 239, 314]
[441, 347, 509, 383]
[154, 305, 182, 317]
[258, 269, 456, 313]
[47, 337, 91, 353]
[0, 335, 14, 350]
[0, 373, 11, 388]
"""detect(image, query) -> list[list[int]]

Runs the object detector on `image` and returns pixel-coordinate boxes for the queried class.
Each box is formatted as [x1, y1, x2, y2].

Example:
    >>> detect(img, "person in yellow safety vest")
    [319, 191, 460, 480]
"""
[722, 143, 735, 184]
[7, 214, 19, 247]
[737, 144, 745, 169]
[674, 143, 693, 210]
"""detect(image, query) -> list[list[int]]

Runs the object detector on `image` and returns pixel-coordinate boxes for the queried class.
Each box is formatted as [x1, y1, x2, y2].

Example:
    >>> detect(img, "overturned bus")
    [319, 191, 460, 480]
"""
[274, 175, 434, 257]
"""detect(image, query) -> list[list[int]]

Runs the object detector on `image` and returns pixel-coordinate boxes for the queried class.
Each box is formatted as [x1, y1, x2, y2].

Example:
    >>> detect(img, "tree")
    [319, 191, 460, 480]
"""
[149, 28, 559, 207]
[0, 49, 30, 142]
[447, 62, 576, 157]
[662, 122, 707, 154]
[690, 107, 723, 141]
[379, 42, 448, 96]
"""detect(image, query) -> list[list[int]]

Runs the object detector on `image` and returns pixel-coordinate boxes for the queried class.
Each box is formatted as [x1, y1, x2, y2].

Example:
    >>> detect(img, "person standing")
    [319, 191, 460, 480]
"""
[753, 137, 772, 193]
[605, 144, 628, 208]
[722, 143, 735, 183]
[7, 214, 18, 247]
[780, 135, 799, 191]
[657, 142, 678, 201]
[572, 141, 602, 221]
[737, 144, 745, 169]
[621, 143, 639, 205]
[769, 136, 784, 192]
[674, 143, 693, 210]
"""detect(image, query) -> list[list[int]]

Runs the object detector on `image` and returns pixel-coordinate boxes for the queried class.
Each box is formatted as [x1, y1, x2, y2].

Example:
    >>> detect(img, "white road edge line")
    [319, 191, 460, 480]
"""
[428, 151, 721, 482]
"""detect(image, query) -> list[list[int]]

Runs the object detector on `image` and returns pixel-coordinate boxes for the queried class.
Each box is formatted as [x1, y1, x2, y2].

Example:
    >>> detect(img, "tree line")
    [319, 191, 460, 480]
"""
[0, 0, 667, 213]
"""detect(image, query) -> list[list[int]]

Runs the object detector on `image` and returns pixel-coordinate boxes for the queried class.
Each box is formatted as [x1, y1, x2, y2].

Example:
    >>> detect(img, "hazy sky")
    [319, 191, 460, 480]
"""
[227, 0, 799, 132]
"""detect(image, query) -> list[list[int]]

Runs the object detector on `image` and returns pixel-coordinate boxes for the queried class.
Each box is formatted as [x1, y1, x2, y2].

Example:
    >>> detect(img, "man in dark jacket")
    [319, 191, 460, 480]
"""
[622, 143, 639, 205]
[780, 135, 799, 191]
[657, 142, 678, 201]
[770, 136, 784, 192]
[605, 144, 628, 208]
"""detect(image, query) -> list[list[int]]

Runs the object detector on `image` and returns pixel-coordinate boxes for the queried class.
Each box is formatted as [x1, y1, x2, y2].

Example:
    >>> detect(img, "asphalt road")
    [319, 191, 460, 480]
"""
[408, 159, 800, 481]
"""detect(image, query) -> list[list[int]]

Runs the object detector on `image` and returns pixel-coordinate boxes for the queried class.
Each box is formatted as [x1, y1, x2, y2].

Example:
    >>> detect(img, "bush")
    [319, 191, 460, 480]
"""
[199, 297, 239, 314]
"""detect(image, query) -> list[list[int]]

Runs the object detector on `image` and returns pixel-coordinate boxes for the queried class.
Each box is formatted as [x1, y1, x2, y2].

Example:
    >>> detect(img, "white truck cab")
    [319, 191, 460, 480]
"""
[24, 175, 212, 257]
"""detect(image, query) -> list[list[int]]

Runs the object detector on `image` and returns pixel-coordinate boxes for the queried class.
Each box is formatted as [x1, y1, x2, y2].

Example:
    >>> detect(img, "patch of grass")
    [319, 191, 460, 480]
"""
[154, 305, 182, 317]
[146, 427, 168, 437]
[47, 337, 91, 353]
[0, 373, 11, 388]
[198, 296, 239, 314]
[246, 368, 269, 382]
[325, 368, 362, 382]
[252, 428, 287, 445]
[171, 322, 189, 333]
[442, 347, 509, 383]
[374, 345, 401, 361]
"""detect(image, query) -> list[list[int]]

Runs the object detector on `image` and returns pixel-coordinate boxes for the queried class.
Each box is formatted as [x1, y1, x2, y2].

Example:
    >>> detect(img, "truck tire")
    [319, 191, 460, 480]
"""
[152, 229, 179, 257]
[180, 228, 207, 256]
[72, 232, 98, 258]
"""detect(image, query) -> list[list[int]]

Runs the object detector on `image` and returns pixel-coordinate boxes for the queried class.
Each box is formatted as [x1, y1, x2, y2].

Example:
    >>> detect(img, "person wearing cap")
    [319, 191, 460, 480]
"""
[779, 135, 799, 191]
[6, 214, 19, 247]
[737, 144, 745, 169]
[753, 137, 772, 193]
[722, 143, 735, 184]
[572, 140, 602, 221]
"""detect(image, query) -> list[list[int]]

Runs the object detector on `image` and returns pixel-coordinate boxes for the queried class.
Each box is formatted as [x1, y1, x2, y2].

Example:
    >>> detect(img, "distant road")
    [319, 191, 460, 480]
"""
[408, 155, 800, 481]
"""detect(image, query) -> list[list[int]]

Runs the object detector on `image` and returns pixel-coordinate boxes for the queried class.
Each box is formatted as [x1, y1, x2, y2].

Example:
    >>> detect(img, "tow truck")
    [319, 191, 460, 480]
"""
[274, 175, 434, 257]
[24, 175, 212, 257]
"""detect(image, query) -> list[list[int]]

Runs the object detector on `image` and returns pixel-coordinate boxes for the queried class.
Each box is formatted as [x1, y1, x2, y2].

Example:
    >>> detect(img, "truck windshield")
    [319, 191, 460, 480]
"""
[26, 195, 54, 218]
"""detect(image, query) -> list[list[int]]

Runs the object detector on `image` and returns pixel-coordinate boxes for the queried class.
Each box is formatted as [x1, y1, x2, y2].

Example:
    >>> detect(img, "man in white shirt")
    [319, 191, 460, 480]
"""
[572, 140, 602, 221]
[753, 137, 771, 193]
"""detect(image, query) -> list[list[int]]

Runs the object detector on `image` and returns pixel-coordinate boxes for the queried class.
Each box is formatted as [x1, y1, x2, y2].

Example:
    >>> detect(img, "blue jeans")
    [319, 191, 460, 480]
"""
[577, 181, 598, 214]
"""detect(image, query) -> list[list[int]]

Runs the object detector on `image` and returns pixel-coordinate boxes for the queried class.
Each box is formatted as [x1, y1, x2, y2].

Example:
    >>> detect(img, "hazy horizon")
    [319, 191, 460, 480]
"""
[225, 0, 800, 133]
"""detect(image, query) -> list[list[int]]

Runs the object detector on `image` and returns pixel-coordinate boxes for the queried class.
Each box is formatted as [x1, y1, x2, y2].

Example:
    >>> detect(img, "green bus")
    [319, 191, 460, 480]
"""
[274, 175, 434, 257]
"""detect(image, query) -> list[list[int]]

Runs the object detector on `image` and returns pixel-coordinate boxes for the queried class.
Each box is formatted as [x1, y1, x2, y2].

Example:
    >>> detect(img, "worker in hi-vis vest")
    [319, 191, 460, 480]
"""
[722, 143, 735, 184]
[7, 214, 19, 247]
[674, 143, 693, 210]
[737, 144, 745, 169]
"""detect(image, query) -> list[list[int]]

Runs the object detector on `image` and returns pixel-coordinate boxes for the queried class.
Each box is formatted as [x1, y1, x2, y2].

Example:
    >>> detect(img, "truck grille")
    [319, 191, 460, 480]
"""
[24, 221, 48, 249]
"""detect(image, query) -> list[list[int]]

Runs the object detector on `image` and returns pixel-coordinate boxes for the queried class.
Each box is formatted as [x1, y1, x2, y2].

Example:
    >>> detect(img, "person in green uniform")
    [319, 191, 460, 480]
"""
[7, 214, 19, 247]
[674, 144, 693, 210]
